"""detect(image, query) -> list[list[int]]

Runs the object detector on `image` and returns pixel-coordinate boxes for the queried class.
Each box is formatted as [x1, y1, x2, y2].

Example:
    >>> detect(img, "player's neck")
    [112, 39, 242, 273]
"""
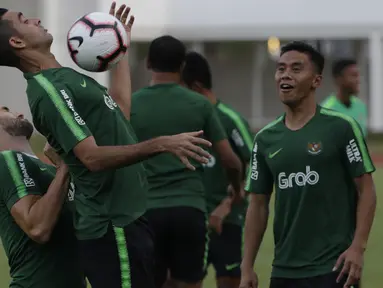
[336, 89, 352, 106]
[0, 135, 34, 155]
[19, 50, 61, 73]
[285, 96, 317, 131]
[150, 72, 181, 86]
[205, 90, 217, 105]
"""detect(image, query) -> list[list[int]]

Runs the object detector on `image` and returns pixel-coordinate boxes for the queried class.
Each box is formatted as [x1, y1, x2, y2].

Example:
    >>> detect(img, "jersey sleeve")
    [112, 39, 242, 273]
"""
[227, 116, 254, 162]
[244, 135, 274, 194]
[204, 102, 227, 143]
[33, 75, 92, 153]
[341, 118, 375, 177]
[0, 152, 43, 211]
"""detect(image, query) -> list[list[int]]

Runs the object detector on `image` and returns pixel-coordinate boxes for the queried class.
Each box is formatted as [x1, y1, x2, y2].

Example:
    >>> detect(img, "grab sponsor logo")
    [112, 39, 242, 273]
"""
[278, 166, 319, 189]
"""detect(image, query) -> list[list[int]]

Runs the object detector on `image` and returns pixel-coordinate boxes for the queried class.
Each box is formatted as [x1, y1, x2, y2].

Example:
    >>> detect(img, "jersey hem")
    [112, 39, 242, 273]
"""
[271, 263, 335, 279]
[147, 197, 206, 212]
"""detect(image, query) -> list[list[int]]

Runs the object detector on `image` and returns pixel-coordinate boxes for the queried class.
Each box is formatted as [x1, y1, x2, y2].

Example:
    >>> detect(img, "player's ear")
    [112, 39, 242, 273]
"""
[146, 57, 151, 69]
[9, 35, 25, 49]
[312, 74, 322, 89]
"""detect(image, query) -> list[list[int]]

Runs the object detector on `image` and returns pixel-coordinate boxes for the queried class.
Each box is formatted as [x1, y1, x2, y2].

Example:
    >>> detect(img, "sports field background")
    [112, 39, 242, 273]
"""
[0, 136, 382, 287]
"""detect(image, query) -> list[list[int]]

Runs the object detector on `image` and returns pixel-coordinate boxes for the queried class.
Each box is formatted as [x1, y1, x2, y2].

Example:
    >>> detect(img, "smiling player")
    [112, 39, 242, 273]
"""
[240, 42, 376, 288]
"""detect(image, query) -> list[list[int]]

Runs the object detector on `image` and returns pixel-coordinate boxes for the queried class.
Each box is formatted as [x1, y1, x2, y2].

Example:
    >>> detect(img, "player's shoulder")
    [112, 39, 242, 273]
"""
[351, 96, 367, 107]
[255, 115, 285, 141]
[319, 106, 360, 129]
[216, 101, 248, 125]
[320, 94, 337, 108]
[25, 67, 79, 102]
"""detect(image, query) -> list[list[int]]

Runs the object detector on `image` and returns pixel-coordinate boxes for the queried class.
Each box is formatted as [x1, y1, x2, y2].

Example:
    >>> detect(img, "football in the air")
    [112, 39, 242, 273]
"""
[67, 12, 129, 72]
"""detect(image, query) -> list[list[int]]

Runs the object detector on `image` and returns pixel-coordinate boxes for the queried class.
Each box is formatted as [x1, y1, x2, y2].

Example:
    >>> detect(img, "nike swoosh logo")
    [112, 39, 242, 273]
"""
[225, 263, 240, 271]
[80, 79, 86, 88]
[40, 167, 47, 171]
[269, 148, 283, 159]
[68, 36, 84, 48]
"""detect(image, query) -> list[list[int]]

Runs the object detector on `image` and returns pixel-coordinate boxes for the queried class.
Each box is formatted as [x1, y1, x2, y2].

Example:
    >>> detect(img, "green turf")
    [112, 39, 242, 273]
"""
[0, 163, 382, 287]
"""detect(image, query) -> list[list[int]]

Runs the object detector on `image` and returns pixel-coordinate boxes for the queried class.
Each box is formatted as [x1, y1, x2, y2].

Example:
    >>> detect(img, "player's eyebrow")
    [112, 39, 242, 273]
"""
[0, 106, 9, 112]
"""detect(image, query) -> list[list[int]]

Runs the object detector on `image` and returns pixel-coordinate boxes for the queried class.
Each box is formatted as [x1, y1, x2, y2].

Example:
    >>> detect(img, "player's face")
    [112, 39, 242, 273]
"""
[275, 51, 322, 107]
[0, 106, 34, 139]
[339, 64, 360, 95]
[1, 11, 52, 50]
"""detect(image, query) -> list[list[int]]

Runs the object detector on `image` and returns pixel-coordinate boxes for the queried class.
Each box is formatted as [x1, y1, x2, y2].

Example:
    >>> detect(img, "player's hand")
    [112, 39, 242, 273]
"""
[209, 197, 232, 234]
[109, 2, 134, 47]
[43, 143, 66, 170]
[239, 268, 258, 288]
[160, 131, 212, 170]
[333, 245, 364, 288]
[227, 184, 246, 203]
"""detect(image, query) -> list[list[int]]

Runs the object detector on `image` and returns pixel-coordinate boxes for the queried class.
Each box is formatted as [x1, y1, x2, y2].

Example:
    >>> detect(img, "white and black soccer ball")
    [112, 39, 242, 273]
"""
[67, 12, 129, 72]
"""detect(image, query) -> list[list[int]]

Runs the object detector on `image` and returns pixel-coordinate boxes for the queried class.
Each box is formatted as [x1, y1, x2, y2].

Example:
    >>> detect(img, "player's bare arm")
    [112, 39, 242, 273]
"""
[239, 193, 270, 288]
[10, 160, 70, 244]
[334, 173, 377, 287]
[73, 130, 212, 172]
[109, 2, 133, 120]
[214, 139, 243, 196]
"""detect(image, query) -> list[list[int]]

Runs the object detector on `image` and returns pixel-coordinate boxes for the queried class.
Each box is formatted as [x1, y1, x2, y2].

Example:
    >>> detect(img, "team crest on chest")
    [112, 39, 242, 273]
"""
[104, 94, 118, 110]
[307, 142, 322, 155]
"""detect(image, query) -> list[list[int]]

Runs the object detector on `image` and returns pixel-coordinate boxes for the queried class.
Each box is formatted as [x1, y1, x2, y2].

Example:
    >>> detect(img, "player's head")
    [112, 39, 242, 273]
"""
[276, 41, 324, 107]
[0, 106, 34, 140]
[0, 9, 52, 68]
[182, 51, 212, 94]
[332, 58, 359, 95]
[147, 35, 186, 73]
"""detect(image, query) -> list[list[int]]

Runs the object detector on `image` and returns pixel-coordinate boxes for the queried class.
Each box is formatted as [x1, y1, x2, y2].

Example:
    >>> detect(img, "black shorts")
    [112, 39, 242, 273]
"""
[207, 222, 242, 278]
[78, 217, 155, 288]
[270, 272, 360, 288]
[145, 206, 208, 286]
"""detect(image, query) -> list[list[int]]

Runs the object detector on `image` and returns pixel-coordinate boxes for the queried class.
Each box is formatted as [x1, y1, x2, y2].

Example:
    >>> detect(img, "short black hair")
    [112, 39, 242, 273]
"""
[0, 8, 8, 18]
[182, 52, 212, 90]
[147, 35, 186, 73]
[0, 9, 20, 68]
[280, 41, 325, 74]
[332, 58, 357, 78]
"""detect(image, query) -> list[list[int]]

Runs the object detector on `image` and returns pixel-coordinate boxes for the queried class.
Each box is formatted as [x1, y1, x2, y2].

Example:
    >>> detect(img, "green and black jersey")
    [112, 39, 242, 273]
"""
[131, 83, 227, 212]
[203, 100, 253, 225]
[0, 151, 84, 287]
[25, 68, 147, 240]
[245, 106, 375, 279]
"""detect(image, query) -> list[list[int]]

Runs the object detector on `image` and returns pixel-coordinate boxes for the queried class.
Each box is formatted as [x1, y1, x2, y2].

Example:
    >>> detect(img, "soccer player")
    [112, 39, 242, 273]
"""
[0, 4, 212, 288]
[322, 59, 368, 136]
[240, 42, 376, 288]
[182, 51, 253, 288]
[0, 106, 85, 287]
[130, 36, 243, 288]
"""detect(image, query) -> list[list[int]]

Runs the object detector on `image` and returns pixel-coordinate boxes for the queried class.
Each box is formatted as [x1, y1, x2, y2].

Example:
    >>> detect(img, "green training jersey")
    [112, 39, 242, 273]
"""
[131, 84, 227, 212]
[25, 68, 147, 240]
[0, 151, 84, 288]
[321, 94, 368, 136]
[245, 106, 375, 279]
[203, 101, 253, 225]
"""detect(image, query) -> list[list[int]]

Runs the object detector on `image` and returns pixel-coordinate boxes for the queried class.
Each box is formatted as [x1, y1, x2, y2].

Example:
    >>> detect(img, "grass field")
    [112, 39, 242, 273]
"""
[0, 138, 382, 287]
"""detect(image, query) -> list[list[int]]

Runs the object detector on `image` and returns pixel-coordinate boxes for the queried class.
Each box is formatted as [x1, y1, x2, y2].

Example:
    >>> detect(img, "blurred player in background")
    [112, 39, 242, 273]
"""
[0, 4, 212, 288]
[182, 51, 253, 288]
[240, 42, 376, 288]
[0, 106, 85, 288]
[322, 59, 368, 136]
[130, 36, 243, 288]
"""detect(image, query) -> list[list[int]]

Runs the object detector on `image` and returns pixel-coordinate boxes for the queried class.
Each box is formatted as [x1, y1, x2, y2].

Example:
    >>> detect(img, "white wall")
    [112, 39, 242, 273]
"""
[103, 0, 383, 40]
